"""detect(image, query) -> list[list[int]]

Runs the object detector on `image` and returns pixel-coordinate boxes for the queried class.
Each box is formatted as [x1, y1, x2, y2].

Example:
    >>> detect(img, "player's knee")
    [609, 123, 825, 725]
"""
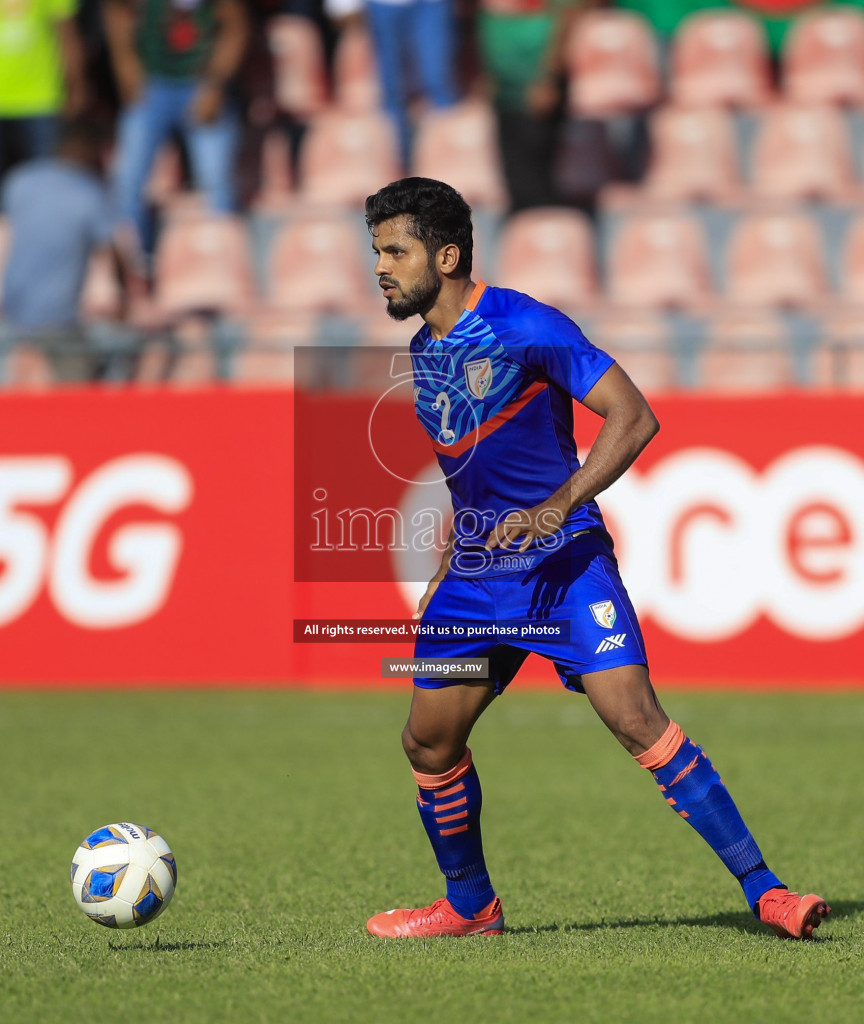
[401, 723, 461, 775]
[609, 708, 668, 756]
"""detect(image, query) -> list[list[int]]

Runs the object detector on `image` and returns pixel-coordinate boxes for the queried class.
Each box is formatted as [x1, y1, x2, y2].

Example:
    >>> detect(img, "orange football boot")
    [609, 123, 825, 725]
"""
[367, 896, 504, 938]
[757, 887, 831, 939]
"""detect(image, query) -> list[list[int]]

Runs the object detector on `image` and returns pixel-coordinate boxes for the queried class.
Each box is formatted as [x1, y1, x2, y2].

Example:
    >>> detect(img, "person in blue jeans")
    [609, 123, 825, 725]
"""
[363, 0, 459, 169]
[103, 0, 249, 261]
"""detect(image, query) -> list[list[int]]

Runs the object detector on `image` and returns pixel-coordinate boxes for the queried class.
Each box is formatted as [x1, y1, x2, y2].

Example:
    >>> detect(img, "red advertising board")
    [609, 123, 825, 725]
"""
[0, 388, 292, 684]
[0, 387, 863, 688]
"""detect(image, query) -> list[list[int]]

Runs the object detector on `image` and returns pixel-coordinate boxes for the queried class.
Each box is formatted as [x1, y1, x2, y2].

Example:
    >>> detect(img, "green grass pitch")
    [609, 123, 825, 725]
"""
[1, 688, 862, 1024]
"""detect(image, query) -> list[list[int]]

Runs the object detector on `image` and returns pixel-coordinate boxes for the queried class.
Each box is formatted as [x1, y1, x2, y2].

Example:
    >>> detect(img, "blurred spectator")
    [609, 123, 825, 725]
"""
[236, 0, 327, 207]
[477, 0, 602, 213]
[354, 0, 459, 170]
[0, 0, 87, 179]
[103, 0, 249, 260]
[0, 118, 130, 382]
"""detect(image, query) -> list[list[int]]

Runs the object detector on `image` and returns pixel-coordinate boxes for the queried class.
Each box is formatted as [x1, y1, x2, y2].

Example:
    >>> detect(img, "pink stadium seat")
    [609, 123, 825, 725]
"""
[839, 215, 864, 303]
[332, 23, 379, 113]
[169, 350, 219, 386]
[135, 337, 174, 384]
[359, 305, 420, 346]
[810, 307, 864, 388]
[413, 100, 507, 210]
[135, 316, 214, 386]
[589, 310, 678, 394]
[298, 110, 400, 208]
[696, 309, 795, 392]
[671, 10, 773, 108]
[640, 105, 743, 202]
[3, 346, 55, 390]
[783, 7, 864, 106]
[496, 208, 599, 311]
[606, 211, 713, 309]
[267, 213, 370, 315]
[144, 144, 184, 207]
[268, 15, 328, 119]
[80, 250, 122, 322]
[251, 129, 295, 212]
[725, 212, 829, 308]
[232, 309, 313, 385]
[154, 213, 258, 318]
[750, 103, 859, 202]
[564, 9, 661, 117]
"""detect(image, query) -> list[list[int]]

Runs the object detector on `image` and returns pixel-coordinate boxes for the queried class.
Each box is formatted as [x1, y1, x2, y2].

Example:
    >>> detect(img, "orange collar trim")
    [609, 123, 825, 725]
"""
[465, 280, 486, 312]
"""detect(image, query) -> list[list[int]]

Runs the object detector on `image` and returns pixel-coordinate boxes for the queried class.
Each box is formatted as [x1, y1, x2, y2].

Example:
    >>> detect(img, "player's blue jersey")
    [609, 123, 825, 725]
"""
[410, 282, 615, 578]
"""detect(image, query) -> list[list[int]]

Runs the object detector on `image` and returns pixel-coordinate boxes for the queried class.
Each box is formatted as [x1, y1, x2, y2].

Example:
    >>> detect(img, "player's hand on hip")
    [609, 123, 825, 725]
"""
[485, 504, 565, 553]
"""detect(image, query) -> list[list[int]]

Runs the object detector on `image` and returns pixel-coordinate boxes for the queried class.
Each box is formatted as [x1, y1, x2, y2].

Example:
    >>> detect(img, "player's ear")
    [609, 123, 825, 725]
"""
[437, 243, 461, 275]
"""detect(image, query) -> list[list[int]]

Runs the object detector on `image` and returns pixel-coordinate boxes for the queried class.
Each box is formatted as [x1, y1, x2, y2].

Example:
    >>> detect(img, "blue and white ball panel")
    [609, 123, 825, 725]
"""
[70, 822, 177, 929]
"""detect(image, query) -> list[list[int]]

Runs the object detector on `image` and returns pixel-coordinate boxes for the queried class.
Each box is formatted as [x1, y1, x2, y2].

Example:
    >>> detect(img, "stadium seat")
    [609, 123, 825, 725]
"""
[135, 336, 175, 384]
[724, 211, 830, 308]
[80, 249, 122, 322]
[267, 15, 328, 119]
[639, 105, 743, 202]
[810, 307, 864, 388]
[589, 309, 679, 394]
[2, 345, 55, 390]
[332, 23, 379, 113]
[606, 211, 714, 309]
[359, 305, 420, 346]
[749, 103, 859, 202]
[695, 308, 796, 391]
[670, 9, 773, 108]
[231, 309, 313, 385]
[839, 215, 864, 303]
[783, 7, 864, 106]
[144, 143, 184, 207]
[412, 99, 507, 210]
[251, 129, 295, 211]
[563, 9, 661, 117]
[495, 208, 599, 311]
[154, 212, 258, 319]
[267, 212, 370, 315]
[297, 110, 400, 208]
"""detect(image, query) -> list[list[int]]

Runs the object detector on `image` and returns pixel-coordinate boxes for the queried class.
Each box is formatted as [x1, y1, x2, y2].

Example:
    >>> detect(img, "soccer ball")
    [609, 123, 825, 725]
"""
[70, 822, 177, 929]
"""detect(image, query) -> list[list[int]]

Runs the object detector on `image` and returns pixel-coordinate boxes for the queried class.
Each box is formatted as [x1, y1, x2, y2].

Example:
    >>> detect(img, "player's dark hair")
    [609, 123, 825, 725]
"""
[365, 178, 473, 276]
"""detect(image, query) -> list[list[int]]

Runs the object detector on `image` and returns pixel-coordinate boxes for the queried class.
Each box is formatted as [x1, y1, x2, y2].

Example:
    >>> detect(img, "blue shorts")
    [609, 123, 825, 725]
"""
[414, 533, 648, 695]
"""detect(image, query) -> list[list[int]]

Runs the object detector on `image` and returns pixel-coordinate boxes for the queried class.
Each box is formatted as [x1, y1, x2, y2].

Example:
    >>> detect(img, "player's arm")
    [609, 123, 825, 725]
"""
[486, 362, 658, 552]
[413, 527, 455, 620]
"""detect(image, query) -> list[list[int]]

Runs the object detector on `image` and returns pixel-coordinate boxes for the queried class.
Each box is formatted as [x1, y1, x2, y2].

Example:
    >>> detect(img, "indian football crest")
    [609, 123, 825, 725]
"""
[589, 600, 617, 629]
[464, 358, 493, 400]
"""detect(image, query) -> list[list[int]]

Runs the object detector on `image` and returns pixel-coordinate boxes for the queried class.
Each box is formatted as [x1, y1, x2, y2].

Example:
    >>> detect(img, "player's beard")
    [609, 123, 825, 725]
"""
[383, 259, 441, 321]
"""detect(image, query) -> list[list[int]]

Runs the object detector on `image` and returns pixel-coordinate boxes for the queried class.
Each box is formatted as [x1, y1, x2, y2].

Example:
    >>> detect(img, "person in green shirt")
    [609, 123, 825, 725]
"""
[477, 0, 603, 212]
[0, 0, 87, 176]
[104, 0, 248, 259]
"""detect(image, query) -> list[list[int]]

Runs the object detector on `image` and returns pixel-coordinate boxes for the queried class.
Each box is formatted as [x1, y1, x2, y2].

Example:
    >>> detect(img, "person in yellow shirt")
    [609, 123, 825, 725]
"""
[0, 0, 87, 177]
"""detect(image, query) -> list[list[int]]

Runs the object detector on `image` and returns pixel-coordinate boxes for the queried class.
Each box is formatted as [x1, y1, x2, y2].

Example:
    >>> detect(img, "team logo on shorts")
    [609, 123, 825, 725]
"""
[464, 358, 493, 399]
[589, 600, 617, 628]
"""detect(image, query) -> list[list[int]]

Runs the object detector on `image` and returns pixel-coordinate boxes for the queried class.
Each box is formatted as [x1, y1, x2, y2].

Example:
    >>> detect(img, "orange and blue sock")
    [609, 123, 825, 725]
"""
[413, 748, 496, 918]
[635, 721, 783, 910]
